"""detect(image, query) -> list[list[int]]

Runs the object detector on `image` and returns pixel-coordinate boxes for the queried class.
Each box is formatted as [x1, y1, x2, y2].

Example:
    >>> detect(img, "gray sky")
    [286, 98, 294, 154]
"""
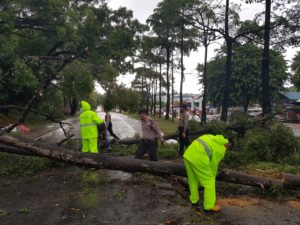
[103, 0, 299, 94]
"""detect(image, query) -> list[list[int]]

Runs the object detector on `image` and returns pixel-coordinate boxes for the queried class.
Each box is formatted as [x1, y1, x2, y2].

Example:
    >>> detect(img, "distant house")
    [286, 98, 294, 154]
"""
[279, 92, 300, 105]
[156, 93, 203, 109]
[278, 92, 300, 122]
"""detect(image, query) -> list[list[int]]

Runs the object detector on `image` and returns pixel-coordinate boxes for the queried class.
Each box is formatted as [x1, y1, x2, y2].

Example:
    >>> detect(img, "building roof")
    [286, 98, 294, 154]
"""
[280, 92, 300, 101]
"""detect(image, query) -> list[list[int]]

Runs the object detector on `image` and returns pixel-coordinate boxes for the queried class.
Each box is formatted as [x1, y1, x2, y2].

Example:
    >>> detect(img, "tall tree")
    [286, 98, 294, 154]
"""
[291, 52, 300, 90]
[202, 44, 288, 110]
[261, 0, 272, 115]
[184, 0, 219, 123]
[185, 0, 263, 121]
[147, 6, 173, 119]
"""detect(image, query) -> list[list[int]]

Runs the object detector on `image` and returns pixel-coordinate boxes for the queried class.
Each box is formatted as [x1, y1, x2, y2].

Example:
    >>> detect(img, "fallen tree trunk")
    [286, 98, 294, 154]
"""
[0, 135, 299, 190]
[282, 173, 300, 189]
[117, 125, 247, 145]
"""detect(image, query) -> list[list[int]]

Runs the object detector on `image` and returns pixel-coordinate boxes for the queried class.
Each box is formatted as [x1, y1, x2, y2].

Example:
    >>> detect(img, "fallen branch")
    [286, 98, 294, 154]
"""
[0, 135, 299, 190]
[0, 105, 73, 139]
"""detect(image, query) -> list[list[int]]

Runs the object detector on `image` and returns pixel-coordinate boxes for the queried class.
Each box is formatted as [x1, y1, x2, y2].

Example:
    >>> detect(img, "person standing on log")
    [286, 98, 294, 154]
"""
[183, 134, 233, 212]
[135, 109, 164, 161]
[79, 101, 104, 153]
[178, 104, 190, 156]
[104, 108, 120, 141]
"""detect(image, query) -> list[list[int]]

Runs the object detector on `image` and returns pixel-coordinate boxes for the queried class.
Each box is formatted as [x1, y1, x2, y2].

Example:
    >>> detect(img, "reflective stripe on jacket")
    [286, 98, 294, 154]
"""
[183, 134, 228, 178]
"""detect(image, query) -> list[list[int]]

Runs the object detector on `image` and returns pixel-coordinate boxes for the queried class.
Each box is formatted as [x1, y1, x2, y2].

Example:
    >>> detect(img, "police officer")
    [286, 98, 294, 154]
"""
[183, 134, 234, 212]
[79, 101, 104, 153]
[178, 104, 190, 156]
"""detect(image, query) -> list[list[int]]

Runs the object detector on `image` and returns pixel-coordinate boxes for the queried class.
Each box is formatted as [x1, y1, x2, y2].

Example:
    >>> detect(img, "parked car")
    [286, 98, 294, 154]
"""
[248, 107, 262, 117]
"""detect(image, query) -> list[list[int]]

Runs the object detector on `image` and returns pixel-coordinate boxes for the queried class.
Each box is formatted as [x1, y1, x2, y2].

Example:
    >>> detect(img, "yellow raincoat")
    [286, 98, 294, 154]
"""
[79, 101, 104, 153]
[183, 134, 228, 210]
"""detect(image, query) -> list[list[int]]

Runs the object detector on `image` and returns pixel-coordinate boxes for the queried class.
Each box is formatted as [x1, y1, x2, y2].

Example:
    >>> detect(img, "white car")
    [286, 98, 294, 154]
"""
[248, 107, 262, 117]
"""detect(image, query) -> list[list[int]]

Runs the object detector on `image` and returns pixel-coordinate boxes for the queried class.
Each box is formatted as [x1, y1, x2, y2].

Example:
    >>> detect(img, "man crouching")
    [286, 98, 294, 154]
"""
[183, 134, 234, 212]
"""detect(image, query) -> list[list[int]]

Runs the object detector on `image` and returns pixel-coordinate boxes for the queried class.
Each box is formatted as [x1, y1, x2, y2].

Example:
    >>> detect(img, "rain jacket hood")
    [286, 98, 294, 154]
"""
[212, 135, 228, 146]
[81, 101, 91, 111]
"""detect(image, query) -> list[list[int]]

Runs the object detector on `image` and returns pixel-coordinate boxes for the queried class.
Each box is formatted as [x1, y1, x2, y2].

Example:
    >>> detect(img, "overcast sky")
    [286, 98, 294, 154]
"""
[102, 0, 299, 94]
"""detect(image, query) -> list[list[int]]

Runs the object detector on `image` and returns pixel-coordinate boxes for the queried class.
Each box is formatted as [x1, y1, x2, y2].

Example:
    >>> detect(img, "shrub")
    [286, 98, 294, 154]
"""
[158, 144, 178, 159]
[204, 120, 228, 135]
[244, 123, 298, 163]
[188, 120, 201, 133]
[228, 112, 254, 137]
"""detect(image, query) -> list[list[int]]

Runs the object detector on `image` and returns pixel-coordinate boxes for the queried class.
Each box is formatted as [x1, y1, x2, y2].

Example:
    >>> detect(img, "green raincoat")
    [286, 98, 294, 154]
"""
[79, 101, 104, 153]
[183, 134, 228, 210]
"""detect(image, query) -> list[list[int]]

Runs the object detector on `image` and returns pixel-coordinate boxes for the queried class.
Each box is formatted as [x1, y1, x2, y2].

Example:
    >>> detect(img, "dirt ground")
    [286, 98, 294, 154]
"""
[0, 167, 299, 225]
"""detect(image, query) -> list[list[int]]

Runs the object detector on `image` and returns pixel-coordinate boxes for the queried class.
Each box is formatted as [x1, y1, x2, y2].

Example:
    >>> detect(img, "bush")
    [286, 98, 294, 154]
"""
[204, 120, 228, 135]
[244, 123, 298, 163]
[228, 112, 254, 137]
[188, 120, 201, 133]
[158, 144, 178, 159]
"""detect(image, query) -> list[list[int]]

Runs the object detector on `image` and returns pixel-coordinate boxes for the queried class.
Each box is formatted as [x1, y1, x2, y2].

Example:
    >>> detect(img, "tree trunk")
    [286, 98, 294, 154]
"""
[221, 0, 232, 122]
[1, 135, 299, 190]
[262, 0, 272, 116]
[171, 50, 175, 121]
[165, 46, 171, 120]
[221, 0, 233, 121]
[63, 95, 67, 108]
[154, 79, 157, 116]
[159, 63, 162, 118]
[243, 97, 250, 113]
[141, 76, 144, 109]
[146, 85, 150, 114]
[201, 42, 208, 124]
[180, 27, 184, 106]
[69, 97, 78, 116]
[221, 40, 232, 121]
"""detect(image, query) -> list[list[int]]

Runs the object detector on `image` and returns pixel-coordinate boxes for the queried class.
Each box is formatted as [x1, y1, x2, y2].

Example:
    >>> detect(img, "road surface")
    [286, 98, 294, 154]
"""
[35, 112, 142, 143]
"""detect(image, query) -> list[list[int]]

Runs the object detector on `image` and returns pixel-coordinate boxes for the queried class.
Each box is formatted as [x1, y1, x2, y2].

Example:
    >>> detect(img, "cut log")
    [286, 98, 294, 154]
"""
[282, 173, 300, 189]
[0, 135, 299, 190]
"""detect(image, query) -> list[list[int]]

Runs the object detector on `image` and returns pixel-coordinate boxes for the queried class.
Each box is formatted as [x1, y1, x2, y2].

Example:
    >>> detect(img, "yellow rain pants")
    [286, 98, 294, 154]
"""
[183, 134, 228, 210]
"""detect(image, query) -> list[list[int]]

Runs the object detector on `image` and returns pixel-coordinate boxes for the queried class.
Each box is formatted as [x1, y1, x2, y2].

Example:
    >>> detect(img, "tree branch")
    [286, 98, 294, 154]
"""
[0, 47, 88, 134]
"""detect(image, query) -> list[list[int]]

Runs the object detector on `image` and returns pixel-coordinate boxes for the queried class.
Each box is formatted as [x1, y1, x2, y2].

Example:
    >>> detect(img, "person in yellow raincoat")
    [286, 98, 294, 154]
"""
[183, 134, 233, 212]
[79, 101, 104, 153]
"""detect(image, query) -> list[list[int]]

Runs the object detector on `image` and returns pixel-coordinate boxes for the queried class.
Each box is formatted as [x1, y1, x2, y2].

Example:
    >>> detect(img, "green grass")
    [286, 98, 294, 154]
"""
[0, 152, 67, 177]
[111, 143, 179, 159]
[238, 161, 300, 175]
[123, 112, 178, 135]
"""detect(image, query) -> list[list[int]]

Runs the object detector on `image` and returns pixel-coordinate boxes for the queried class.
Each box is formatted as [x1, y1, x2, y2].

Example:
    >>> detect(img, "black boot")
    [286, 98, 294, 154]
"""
[191, 202, 201, 211]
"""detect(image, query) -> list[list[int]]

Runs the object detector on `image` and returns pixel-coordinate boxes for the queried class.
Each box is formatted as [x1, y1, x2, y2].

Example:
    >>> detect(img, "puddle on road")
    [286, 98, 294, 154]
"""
[76, 170, 132, 210]
[104, 170, 132, 181]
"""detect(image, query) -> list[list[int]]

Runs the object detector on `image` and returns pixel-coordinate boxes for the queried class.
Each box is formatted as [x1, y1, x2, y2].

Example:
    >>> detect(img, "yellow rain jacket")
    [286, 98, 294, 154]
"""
[183, 134, 228, 210]
[79, 101, 103, 153]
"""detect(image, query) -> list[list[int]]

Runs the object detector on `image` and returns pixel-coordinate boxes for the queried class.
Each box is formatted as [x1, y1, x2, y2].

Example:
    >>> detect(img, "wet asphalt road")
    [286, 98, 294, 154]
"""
[36, 112, 142, 143]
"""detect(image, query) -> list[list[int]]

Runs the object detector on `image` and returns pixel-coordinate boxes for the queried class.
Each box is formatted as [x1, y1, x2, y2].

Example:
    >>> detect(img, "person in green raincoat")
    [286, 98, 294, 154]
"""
[183, 134, 233, 212]
[79, 101, 104, 153]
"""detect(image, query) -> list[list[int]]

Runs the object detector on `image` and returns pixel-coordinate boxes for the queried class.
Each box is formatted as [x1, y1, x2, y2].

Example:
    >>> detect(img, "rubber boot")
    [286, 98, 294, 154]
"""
[204, 204, 221, 213]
